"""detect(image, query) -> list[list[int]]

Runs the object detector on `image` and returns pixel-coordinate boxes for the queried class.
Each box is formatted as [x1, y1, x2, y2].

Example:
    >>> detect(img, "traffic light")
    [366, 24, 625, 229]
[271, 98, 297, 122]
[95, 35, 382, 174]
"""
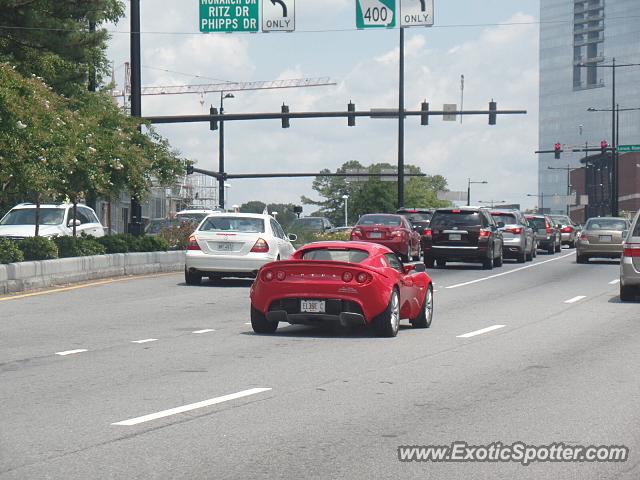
[186, 164, 194, 175]
[420, 101, 429, 125]
[209, 106, 218, 131]
[293, 205, 303, 217]
[554, 142, 561, 159]
[281, 104, 290, 128]
[488, 100, 497, 125]
[347, 101, 356, 127]
[600, 139, 608, 153]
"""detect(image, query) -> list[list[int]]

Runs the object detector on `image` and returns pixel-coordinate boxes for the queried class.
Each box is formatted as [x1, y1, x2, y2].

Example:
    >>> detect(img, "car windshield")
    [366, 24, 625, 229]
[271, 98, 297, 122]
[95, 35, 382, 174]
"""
[292, 218, 324, 230]
[301, 248, 369, 263]
[491, 213, 517, 225]
[431, 212, 481, 228]
[0, 208, 65, 226]
[403, 213, 432, 223]
[176, 213, 209, 224]
[199, 217, 265, 233]
[358, 215, 401, 226]
[526, 217, 546, 229]
[584, 219, 627, 231]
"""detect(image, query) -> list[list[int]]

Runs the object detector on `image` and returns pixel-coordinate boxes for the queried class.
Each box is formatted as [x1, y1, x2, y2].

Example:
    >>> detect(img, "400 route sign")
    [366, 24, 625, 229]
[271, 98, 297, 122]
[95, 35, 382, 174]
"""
[356, 0, 396, 29]
[200, 0, 259, 32]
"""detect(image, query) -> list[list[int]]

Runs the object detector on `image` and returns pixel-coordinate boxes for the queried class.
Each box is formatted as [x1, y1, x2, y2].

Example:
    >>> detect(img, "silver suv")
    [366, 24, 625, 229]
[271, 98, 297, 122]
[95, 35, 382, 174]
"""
[620, 211, 640, 301]
[491, 209, 536, 263]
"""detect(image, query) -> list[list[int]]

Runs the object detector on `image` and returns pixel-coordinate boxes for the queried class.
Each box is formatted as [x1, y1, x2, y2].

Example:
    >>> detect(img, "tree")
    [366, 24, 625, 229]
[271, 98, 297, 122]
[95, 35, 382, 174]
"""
[239, 201, 298, 229]
[0, 0, 125, 97]
[302, 161, 449, 225]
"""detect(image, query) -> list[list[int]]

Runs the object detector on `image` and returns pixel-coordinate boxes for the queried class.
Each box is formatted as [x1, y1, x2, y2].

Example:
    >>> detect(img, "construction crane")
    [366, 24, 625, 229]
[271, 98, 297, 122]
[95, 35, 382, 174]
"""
[110, 62, 336, 111]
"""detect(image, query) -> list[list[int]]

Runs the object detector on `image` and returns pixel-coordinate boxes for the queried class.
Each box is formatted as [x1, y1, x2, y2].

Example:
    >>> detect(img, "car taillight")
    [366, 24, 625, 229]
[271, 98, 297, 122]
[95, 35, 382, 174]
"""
[275, 270, 286, 281]
[351, 228, 362, 239]
[356, 272, 371, 283]
[423, 228, 432, 238]
[263, 270, 274, 281]
[390, 230, 404, 237]
[250, 238, 269, 253]
[545, 223, 552, 234]
[187, 236, 201, 250]
[342, 271, 353, 282]
[580, 233, 588, 241]
[561, 226, 573, 233]
[623, 243, 640, 257]
[479, 229, 491, 238]
[505, 227, 522, 234]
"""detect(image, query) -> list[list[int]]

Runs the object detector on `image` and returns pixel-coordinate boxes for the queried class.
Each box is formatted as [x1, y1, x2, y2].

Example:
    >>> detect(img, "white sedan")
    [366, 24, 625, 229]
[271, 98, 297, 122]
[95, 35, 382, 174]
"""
[185, 213, 296, 284]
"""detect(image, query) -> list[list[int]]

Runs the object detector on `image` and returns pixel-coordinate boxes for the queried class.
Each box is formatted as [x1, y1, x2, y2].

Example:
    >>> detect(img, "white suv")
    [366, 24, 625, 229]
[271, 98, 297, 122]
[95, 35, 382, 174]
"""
[0, 203, 105, 239]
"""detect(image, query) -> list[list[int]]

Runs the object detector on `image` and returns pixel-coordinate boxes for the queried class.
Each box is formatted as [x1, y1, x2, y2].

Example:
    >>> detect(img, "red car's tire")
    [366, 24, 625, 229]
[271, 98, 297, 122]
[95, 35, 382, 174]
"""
[374, 289, 400, 338]
[251, 306, 278, 334]
[411, 284, 433, 329]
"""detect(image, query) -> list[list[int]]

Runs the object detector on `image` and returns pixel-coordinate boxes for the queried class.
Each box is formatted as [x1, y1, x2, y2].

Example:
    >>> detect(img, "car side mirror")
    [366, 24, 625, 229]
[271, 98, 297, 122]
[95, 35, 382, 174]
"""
[67, 219, 81, 227]
[404, 264, 416, 274]
[497, 221, 505, 228]
[287, 233, 297, 242]
[413, 263, 426, 273]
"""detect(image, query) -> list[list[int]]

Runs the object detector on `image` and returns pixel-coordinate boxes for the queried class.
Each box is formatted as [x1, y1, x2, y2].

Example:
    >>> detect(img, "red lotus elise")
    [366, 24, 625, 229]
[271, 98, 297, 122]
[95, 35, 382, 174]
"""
[249, 241, 434, 337]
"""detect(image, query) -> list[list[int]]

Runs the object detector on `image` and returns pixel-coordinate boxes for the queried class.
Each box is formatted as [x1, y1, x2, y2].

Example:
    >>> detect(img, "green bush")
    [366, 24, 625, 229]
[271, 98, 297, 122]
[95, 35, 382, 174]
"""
[18, 236, 59, 261]
[97, 234, 129, 254]
[136, 235, 169, 252]
[53, 235, 106, 258]
[0, 238, 24, 264]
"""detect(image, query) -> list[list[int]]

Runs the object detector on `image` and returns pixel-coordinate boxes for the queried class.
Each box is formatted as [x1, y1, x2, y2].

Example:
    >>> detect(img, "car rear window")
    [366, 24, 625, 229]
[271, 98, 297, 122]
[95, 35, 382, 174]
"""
[292, 218, 324, 230]
[584, 219, 627, 231]
[301, 248, 369, 263]
[551, 215, 571, 225]
[431, 212, 482, 228]
[199, 217, 265, 233]
[357, 215, 401, 226]
[491, 213, 517, 225]
[526, 217, 546, 229]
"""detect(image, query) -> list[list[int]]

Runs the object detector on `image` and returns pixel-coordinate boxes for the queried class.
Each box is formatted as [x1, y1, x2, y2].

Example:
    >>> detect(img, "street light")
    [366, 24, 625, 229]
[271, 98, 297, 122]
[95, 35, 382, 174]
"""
[526, 193, 559, 214]
[342, 194, 349, 227]
[218, 92, 235, 210]
[467, 179, 488, 206]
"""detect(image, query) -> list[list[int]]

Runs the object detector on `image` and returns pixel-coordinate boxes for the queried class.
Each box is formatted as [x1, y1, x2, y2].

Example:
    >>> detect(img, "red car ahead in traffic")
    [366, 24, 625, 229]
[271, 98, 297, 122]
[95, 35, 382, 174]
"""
[250, 241, 434, 337]
[350, 214, 421, 262]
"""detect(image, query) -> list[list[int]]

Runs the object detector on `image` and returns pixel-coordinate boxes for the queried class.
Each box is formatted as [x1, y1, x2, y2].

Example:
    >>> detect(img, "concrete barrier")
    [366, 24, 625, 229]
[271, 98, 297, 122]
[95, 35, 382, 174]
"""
[0, 251, 186, 295]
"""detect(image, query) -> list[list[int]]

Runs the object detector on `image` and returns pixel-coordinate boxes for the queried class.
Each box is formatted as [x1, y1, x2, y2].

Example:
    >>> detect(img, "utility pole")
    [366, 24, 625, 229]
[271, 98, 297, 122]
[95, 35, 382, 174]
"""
[129, 0, 143, 235]
[218, 92, 234, 210]
[397, 27, 405, 209]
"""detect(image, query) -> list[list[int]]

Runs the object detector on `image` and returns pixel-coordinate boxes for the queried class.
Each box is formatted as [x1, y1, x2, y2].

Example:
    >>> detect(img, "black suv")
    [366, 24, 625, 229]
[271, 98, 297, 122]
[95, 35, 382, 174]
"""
[423, 207, 504, 270]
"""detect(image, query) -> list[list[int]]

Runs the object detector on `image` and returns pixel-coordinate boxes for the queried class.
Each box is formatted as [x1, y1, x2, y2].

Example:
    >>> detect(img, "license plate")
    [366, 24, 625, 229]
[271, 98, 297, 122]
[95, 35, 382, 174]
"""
[369, 232, 382, 238]
[300, 300, 325, 313]
[449, 234, 462, 241]
[599, 235, 612, 242]
[216, 243, 234, 251]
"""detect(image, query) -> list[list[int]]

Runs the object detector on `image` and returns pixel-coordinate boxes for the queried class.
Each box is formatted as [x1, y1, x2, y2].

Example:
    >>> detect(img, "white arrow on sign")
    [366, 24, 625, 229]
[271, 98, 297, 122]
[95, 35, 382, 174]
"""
[262, 0, 295, 32]
[400, 0, 434, 27]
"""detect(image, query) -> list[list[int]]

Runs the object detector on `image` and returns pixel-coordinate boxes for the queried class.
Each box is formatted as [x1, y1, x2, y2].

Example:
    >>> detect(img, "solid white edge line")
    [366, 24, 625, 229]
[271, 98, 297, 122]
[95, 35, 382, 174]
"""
[55, 349, 88, 356]
[609, 279, 621, 285]
[192, 329, 215, 334]
[111, 388, 272, 426]
[457, 325, 506, 338]
[564, 295, 586, 304]
[131, 339, 158, 344]
[445, 252, 574, 289]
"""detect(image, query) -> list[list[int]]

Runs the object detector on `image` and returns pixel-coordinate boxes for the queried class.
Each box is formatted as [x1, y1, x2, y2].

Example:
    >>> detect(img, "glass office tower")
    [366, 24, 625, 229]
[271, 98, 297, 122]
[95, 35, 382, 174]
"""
[539, 0, 640, 214]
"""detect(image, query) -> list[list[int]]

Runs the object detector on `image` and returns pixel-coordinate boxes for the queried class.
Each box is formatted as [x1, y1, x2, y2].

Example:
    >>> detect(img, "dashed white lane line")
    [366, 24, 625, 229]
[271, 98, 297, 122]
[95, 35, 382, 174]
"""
[564, 295, 586, 304]
[457, 325, 506, 338]
[244, 322, 252, 325]
[192, 329, 215, 334]
[111, 387, 272, 426]
[55, 349, 88, 356]
[445, 252, 574, 290]
[609, 279, 620, 285]
[131, 339, 158, 344]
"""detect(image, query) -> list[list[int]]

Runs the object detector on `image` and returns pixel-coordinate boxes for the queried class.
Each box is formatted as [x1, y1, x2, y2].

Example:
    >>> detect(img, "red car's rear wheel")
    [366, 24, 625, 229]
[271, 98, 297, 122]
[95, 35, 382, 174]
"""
[374, 289, 400, 337]
[251, 306, 278, 334]
[411, 284, 433, 329]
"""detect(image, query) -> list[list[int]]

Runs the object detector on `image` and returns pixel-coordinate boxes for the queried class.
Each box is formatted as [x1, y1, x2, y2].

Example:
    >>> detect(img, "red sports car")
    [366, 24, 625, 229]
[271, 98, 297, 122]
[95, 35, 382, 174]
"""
[350, 214, 421, 262]
[249, 241, 434, 337]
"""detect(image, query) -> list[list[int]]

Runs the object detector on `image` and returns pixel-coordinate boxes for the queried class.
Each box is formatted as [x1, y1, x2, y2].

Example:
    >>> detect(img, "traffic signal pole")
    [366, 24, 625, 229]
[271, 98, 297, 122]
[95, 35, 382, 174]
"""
[128, 0, 143, 235]
[398, 27, 405, 209]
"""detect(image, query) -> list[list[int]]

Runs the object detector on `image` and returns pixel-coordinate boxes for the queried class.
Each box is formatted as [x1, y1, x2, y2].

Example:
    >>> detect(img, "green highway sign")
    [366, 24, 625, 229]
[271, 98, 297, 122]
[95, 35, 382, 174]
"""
[356, 0, 396, 29]
[200, 0, 259, 33]
[618, 144, 640, 153]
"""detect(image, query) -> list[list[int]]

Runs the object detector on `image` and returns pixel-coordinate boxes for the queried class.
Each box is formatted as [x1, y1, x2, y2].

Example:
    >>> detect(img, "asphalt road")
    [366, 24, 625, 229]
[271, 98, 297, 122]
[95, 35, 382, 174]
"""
[1, 248, 638, 479]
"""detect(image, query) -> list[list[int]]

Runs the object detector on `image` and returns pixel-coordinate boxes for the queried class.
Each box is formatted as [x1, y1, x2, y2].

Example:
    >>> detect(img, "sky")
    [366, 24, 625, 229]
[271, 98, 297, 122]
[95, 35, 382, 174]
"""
[106, 0, 541, 211]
